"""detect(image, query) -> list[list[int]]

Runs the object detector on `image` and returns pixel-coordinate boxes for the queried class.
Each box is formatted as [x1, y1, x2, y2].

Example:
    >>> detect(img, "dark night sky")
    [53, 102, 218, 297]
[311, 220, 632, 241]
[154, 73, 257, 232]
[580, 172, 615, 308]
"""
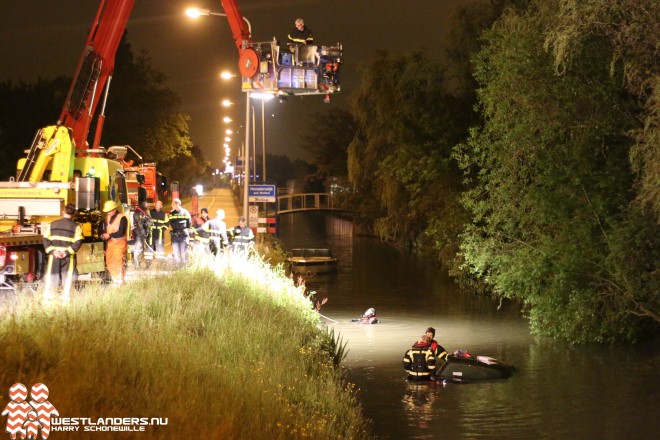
[0, 0, 474, 166]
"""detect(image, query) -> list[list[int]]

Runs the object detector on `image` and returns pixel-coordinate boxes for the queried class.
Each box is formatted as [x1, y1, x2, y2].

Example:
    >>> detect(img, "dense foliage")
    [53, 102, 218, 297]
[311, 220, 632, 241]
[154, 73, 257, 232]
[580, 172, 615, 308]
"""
[348, 51, 470, 252]
[0, 76, 70, 179]
[301, 108, 356, 180]
[343, 0, 658, 342]
[102, 35, 207, 185]
[457, 0, 659, 342]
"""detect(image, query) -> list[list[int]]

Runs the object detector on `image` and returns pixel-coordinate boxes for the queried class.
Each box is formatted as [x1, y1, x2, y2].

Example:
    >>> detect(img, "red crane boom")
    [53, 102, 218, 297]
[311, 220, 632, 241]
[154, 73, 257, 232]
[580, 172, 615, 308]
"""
[59, 0, 135, 152]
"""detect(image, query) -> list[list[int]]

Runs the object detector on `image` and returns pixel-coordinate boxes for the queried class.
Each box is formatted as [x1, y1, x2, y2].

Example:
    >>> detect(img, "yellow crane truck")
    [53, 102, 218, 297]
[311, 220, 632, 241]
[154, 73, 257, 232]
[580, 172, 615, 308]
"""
[0, 0, 136, 290]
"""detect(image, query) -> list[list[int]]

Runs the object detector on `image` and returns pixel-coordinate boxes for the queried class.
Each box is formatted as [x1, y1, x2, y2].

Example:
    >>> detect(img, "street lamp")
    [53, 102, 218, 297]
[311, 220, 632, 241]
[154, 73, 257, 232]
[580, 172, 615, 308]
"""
[186, 8, 253, 223]
[185, 8, 252, 36]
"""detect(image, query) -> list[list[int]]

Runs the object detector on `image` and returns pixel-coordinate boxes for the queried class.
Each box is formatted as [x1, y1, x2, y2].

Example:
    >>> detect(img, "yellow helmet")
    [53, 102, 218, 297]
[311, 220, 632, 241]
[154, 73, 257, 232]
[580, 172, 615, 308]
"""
[103, 200, 118, 212]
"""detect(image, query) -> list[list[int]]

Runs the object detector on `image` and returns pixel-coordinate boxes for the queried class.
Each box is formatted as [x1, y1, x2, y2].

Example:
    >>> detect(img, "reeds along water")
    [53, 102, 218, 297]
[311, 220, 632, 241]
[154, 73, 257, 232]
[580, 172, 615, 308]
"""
[0, 254, 372, 439]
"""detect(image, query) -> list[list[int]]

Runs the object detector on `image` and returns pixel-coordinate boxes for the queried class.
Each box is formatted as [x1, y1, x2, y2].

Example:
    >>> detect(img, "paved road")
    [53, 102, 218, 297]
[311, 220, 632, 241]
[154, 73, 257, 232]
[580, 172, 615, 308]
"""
[187, 187, 241, 228]
[141, 187, 241, 261]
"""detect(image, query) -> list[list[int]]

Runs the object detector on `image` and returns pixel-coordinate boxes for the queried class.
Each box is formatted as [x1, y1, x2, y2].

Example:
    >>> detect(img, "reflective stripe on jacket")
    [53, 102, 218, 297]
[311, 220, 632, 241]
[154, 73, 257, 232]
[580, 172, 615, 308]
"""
[43, 217, 83, 255]
[169, 208, 191, 241]
[201, 219, 228, 248]
[402, 346, 437, 378]
[149, 209, 169, 239]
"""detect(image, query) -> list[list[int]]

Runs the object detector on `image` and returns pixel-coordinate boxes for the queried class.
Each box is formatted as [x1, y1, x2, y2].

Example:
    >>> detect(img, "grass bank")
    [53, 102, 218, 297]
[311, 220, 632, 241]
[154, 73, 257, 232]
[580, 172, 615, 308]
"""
[0, 255, 371, 439]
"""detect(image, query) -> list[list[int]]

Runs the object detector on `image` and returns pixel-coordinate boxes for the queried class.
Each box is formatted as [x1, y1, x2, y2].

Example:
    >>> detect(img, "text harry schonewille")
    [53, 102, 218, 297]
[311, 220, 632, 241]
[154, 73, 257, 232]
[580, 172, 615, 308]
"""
[51, 417, 168, 432]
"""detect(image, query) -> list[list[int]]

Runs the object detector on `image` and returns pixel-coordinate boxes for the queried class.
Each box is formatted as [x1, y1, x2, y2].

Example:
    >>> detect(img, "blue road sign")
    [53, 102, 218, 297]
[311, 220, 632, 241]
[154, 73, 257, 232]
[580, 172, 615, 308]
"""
[248, 184, 277, 202]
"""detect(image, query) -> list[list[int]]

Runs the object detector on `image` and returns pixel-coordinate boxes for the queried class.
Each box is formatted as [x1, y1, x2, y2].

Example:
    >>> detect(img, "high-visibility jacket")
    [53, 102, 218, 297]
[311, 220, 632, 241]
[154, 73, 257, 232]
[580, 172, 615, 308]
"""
[228, 225, 254, 251]
[103, 213, 127, 285]
[430, 340, 448, 362]
[402, 344, 437, 380]
[43, 217, 83, 256]
[288, 26, 313, 45]
[169, 208, 191, 242]
[103, 212, 128, 240]
[42, 216, 84, 296]
[192, 216, 210, 243]
[200, 219, 228, 249]
[149, 209, 169, 242]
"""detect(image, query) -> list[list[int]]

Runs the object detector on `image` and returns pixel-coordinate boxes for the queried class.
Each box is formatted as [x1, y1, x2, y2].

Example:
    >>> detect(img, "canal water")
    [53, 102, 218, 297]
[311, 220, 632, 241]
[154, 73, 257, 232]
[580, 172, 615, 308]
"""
[277, 212, 659, 440]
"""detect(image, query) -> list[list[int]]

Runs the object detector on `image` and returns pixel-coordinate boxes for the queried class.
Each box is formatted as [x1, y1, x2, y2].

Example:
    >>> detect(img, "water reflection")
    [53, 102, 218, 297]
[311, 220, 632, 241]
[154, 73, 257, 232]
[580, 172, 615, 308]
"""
[402, 382, 437, 433]
[278, 213, 660, 440]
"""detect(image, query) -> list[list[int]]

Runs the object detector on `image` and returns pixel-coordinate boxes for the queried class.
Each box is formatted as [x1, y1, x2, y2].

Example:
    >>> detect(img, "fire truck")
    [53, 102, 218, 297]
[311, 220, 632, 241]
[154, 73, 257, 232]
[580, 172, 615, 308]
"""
[0, 0, 343, 290]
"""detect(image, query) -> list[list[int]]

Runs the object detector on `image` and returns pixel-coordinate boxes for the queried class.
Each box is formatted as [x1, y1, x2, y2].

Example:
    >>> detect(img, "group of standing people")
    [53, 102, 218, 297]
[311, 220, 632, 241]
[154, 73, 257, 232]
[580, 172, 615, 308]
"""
[192, 208, 255, 256]
[42, 197, 255, 297]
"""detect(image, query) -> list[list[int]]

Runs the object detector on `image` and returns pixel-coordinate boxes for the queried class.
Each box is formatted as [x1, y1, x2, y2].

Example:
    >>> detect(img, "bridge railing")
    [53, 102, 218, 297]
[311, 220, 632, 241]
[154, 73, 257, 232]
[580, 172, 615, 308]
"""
[277, 193, 336, 214]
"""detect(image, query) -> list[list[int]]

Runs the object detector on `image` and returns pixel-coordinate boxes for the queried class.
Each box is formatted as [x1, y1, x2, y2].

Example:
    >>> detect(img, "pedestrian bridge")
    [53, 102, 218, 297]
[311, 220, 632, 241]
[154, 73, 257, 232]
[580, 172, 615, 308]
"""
[277, 193, 345, 215]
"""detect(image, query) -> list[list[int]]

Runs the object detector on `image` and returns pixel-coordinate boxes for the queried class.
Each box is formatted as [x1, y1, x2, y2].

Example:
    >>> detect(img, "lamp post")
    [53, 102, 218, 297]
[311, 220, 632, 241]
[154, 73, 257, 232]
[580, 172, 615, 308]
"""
[186, 8, 254, 224]
[260, 99, 266, 181]
[250, 93, 274, 182]
[243, 92, 251, 222]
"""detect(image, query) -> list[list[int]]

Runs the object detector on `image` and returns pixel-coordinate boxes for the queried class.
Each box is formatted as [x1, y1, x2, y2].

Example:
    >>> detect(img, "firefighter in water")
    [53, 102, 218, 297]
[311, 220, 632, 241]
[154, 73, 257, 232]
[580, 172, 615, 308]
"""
[42, 203, 83, 299]
[402, 334, 437, 381]
[100, 200, 128, 286]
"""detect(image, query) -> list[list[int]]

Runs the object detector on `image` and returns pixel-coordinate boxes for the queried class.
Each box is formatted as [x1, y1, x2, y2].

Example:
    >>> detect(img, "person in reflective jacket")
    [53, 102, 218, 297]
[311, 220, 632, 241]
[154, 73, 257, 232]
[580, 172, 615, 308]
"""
[287, 18, 313, 45]
[100, 200, 128, 286]
[198, 209, 228, 255]
[426, 327, 449, 362]
[191, 208, 210, 253]
[149, 200, 168, 263]
[402, 335, 437, 381]
[228, 216, 254, 254]
[169, 198, 191, 265]
[42, 203, 83, 299]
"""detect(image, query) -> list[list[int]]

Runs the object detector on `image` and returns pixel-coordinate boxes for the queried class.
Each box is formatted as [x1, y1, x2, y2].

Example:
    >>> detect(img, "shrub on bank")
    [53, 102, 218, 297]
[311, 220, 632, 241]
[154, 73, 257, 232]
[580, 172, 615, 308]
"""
[0, 255, 371, 439]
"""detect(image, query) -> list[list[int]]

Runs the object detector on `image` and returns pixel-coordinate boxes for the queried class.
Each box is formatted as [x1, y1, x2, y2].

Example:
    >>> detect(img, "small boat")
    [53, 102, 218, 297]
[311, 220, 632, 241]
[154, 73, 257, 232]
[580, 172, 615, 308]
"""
[436, 354, 515, 383]
[287, 248, 338, 274]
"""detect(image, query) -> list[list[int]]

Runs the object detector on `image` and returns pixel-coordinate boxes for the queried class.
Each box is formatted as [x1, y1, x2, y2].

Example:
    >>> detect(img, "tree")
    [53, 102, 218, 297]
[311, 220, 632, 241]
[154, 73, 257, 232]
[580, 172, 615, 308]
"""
[456, 0, 658, 342]
[0, 33, 200, 187]
[300, 108, 356, 180]
[102, 34, 194, 165]
[348, 51, 469, 251]
[159, 144, 210, 196]
[544, 0, 660, 222]
[0, 77, 70, 179]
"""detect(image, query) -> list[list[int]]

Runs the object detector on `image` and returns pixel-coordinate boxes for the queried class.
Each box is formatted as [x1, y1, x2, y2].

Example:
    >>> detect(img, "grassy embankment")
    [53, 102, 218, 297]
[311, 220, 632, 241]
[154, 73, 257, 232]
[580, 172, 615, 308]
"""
[0, 254, 371, 439]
